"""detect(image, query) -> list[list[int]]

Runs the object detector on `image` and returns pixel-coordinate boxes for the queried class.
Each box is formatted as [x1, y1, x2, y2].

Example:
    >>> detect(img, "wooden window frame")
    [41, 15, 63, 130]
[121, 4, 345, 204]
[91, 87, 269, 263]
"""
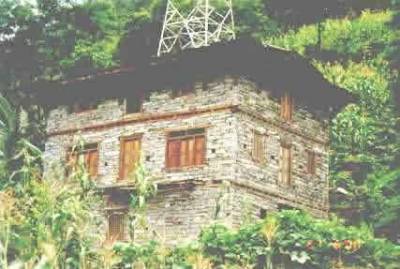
[165, 128, 206, 170]
[280, 93, 294, 121]
[280, 143, 292, 186]
[252, 130, 266, 164]
[118, 134, 143, 181]
[306, 150, 317, 175]
[66, 143, 99, 179]
[107, 211, 126, 242]
[119, 135, 142, 181]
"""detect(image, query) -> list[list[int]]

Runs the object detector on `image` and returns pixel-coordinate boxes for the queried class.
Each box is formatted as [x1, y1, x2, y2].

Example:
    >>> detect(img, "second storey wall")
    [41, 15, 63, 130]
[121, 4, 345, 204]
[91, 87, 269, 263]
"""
[232, 84, 329, 212]
[44, 76, 329, 213]
[45, 77, 243, 185]
[44, 110, 238, 186]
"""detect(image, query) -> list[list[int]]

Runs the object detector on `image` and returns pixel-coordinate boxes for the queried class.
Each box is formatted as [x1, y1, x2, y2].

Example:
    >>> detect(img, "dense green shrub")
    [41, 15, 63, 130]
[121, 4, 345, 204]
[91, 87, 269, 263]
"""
[198, 210, 400, 269]
[109, 210, 400, 268]
[113, 241, 162, 268]
[267, 8, 400, 236]
[269, 10, 398, 57]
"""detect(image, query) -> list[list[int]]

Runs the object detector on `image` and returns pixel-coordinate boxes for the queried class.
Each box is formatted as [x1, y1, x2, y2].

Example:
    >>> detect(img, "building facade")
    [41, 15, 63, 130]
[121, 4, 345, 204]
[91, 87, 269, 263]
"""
[40, 39, 352, 244]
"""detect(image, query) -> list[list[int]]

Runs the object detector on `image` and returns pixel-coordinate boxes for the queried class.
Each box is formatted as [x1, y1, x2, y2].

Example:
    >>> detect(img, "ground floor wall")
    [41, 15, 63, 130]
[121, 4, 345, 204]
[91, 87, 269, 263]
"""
[105, 179, 327, 245]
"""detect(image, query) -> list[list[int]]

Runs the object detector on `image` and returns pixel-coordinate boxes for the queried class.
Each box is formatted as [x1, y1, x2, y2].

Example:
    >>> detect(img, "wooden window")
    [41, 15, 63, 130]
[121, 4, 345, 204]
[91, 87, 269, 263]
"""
[119, 136, 141, 180]
[307, 151, 316, 175]
[166, 128, 206, 169]
[252, 131, 266, 163]
[280, 144, 292, 185]
[67, 144, 99, 179]
[280, 93, 294, 121]
[107, 212, 125, 241]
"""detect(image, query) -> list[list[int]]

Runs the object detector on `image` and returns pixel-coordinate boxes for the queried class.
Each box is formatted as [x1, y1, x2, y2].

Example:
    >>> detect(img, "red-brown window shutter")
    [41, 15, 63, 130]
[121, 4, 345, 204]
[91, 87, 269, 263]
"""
[119, 137, 141, 180]
[180, 138, 189, 167]
[86, 149, 99, 178]
[194, 136, 205, 165]
[166, 129, 206, 168]
[167, 139, 181, 168]
[67, 144, 99, 179]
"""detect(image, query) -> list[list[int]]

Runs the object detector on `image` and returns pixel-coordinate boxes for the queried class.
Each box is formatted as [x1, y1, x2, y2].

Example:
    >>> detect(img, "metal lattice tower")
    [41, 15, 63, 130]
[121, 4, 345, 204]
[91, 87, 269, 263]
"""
[157, 0, 236, 56]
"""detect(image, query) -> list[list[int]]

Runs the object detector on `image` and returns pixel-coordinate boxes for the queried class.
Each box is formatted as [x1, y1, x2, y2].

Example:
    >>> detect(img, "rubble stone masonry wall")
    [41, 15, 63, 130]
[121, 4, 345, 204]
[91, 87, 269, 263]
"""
[44, 76, 329, 243]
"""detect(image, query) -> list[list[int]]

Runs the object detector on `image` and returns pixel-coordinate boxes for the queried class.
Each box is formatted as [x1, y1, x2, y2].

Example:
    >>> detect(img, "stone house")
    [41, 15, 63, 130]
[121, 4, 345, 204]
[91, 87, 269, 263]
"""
[36, 38, 353, 244]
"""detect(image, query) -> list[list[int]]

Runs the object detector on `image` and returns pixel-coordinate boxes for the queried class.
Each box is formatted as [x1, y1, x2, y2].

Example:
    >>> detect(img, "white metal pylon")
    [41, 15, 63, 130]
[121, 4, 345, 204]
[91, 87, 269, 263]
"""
[157, 0, 236, 56]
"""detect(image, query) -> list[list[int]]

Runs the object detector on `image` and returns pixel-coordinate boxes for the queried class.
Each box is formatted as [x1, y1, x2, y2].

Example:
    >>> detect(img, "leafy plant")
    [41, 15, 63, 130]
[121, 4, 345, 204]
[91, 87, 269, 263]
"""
[126, 163, 157, 242]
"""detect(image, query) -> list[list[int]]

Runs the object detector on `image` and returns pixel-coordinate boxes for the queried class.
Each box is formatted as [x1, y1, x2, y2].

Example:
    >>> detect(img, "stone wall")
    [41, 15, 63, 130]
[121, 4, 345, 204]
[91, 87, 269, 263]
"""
[139, 182, 228, 245]
[44, 75, 329, 242]
[44, 77, 240, 186]
[233, 80, 329, 214]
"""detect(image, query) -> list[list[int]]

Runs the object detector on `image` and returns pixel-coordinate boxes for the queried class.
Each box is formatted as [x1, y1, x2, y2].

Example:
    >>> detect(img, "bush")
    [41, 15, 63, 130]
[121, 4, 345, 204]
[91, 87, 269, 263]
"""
[199, 210, 400, 268]
[269, 10, 397, 58]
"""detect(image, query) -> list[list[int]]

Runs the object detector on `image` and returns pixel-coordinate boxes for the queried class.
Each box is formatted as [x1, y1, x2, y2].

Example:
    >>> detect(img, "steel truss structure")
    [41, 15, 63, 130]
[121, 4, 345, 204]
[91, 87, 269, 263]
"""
[157, 0, 236, 56]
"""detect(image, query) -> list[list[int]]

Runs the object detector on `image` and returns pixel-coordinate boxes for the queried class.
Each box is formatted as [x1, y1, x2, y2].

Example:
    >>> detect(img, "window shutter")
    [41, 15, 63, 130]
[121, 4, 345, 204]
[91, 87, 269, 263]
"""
[167, 140, 181, 168]
[120, 137, 141, 180]
[253, 132, 265, 163]
[180, 139, 189, 167]
[133, 139, 141, 164]
[67, 145, 99, 179]
[194, 136, 205, 165]
[307, 151, 316, 175]
[88, 150, 99, 178]
[187, 138, 196, 166]
[121, 141, 130, 179]
[280, 145, 292, 185]
[166, 129, 206, 168]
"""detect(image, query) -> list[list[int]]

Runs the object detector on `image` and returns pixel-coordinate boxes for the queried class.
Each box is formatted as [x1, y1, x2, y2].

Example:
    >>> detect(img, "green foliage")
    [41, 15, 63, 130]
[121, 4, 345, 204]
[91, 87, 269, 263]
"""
[267, 8, 400, 238]
[361, 168, 400, 234]
[234, 0, 280, 38]
[164, 243, 202, 269]
[0, 1, 399, 267]
[0, 159, 105, 268]
[200, 224, 265, 267]
[317, 60, 398, 164]
[124, 163, 157, 242]
[59, 0, 127, 70]
[0, 94, 42, 190]
[200, 211, 400, 268]
[269, 10, 399, 57]
[113, 240, 163, 268]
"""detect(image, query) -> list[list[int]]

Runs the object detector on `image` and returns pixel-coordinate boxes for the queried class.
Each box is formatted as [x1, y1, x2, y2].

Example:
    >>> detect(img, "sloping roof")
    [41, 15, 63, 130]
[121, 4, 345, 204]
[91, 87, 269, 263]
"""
[31, 38, 354, 114]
